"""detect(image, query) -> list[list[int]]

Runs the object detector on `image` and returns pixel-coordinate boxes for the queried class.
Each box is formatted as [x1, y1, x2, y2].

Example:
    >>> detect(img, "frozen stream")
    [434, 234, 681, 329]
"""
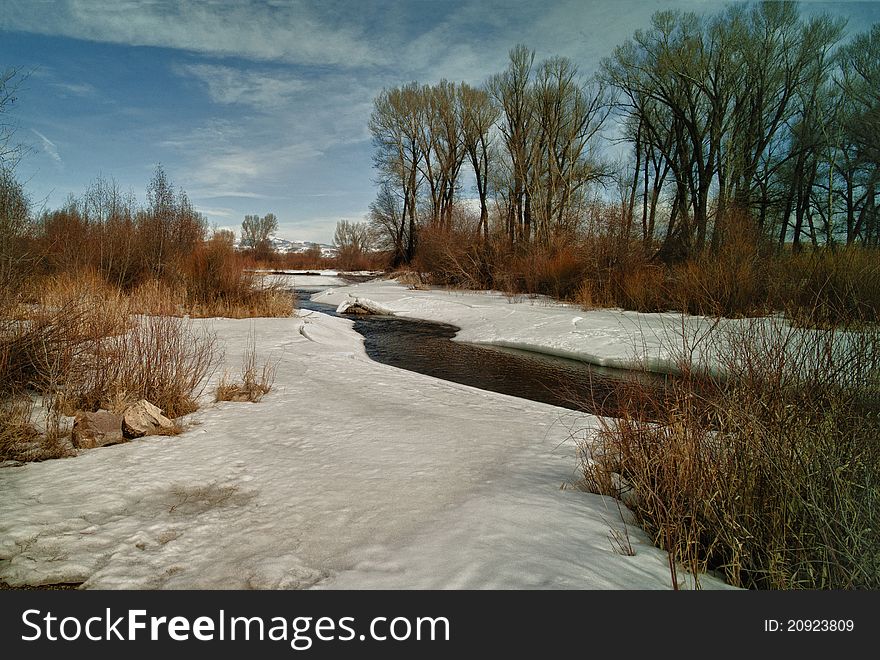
[297, 288, 664, 418]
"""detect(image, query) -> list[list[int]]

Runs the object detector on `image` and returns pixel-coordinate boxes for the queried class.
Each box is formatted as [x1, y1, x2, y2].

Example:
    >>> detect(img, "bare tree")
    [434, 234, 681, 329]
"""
[0, 167, 31, 295]
[602, 3, 844, 258]
[529, 56, 610, 244]
[241, 212, 278, 260]
[334, 219, 373, 270]
[139, 165, 206, 277]
[370, 83, 424, 264]
[0, 67, 28, 170]
[834, 24, 880, 245]
[489, 45, 536, 244]
[368, 181, 405, 257]
[459, 83, 499, 241]
[0, 67, 33, 296]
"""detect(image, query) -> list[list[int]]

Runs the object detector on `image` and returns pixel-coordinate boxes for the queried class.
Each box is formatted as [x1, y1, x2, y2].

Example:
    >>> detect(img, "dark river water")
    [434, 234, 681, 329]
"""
[296, 286, 665, 417]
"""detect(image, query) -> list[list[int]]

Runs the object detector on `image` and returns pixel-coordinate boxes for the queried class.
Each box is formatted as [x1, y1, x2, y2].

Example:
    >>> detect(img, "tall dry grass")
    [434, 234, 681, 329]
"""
[579, 314, 880, 589]
[215, 329, 277, 403]
[0, 394, 74, 462]
[62, 314, 220, 418]
[184, 234, 295, 318]
[1, 275, 222, 461]
[771, 247, 880, 326]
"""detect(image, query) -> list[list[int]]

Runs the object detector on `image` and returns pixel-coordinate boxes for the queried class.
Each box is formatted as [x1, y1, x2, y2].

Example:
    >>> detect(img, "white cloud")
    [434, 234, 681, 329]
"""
[194, 206, 236, 219]
[163, 64, 375, 203]
[31, 128, 61, 163]
[275, 213, 367, 243]
[162, 118, 326, 200]
[2, 0, 386, 67]
[190, 190, 272, 200]
[175, 64, 308, 109]
[51, 81, 96, 97]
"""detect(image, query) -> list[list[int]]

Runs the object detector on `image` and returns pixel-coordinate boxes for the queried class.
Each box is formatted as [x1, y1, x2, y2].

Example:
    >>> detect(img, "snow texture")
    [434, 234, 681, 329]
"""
[314, 279, 728, 375]
[0, 286, 734, 590]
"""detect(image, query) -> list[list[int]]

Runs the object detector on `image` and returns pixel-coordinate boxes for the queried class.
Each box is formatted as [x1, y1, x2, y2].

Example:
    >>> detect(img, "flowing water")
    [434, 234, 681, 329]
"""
[296, 285, 664, 417]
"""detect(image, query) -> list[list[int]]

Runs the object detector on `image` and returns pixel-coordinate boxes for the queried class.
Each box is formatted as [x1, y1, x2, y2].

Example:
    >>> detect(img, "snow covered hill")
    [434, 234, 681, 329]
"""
[235, 236, 338, 258]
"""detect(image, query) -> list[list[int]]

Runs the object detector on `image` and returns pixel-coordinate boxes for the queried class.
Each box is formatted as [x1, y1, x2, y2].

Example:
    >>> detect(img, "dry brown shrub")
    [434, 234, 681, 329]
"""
[771, 247, 880, 326]
[129, 279, 187, 316]
[215, 330, 277, 403]
[414, 225, 493, 290]
[579, 314, 880, 589]
[65, 314, 220, 418]
[0, 394, 74, 462]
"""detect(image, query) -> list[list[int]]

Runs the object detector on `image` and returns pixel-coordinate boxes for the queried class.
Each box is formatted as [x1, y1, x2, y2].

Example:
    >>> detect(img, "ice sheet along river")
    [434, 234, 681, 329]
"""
[296, 284, 666, 418]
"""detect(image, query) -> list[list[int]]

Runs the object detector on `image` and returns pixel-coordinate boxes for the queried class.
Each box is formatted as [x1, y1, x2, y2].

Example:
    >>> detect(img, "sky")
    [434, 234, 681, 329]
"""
[2, 1, 878, 243]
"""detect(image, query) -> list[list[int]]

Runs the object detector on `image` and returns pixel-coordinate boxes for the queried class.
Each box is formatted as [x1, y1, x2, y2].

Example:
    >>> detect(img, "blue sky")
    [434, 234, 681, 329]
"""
[2, 1, 878, 243]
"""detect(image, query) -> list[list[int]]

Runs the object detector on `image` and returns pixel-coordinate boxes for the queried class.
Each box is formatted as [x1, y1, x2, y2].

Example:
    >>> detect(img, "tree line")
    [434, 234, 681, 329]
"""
[366, 1, 879, 267]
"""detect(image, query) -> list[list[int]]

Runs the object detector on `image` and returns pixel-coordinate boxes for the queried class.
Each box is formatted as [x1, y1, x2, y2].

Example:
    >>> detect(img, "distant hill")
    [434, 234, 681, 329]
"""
[235, 236, 338, 258]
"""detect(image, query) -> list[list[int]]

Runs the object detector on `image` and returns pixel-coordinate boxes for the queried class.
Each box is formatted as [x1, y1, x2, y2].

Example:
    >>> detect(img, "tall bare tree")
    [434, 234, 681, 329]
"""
[490, 45, 536, 244]
[459, 83, 499, 240]
[241, 212, 278, 260]
[529, 56, 610, 244]
[370, 83, 424, 264]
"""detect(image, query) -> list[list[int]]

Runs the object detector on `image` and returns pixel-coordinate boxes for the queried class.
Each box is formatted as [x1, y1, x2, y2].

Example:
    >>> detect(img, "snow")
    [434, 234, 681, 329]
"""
[335, 298, 396, 316]
[314, 279, 725, 375]
[0, 288, 734, 590]
[255, 270, 349, 290]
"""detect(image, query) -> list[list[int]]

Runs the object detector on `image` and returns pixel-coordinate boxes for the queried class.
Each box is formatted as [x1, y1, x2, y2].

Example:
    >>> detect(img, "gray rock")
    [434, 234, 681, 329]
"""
[122, 400, 174, 439]
[71, 410, 125, 449]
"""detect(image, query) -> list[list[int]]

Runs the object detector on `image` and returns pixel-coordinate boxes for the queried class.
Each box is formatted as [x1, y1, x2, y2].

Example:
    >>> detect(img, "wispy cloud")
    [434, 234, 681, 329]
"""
[2, 0, 386, 67]
[31, 128, 61, 163]
[166, 127, 324, 199]
[175, 64, 308, 110]
[274, 212, 367, 243]
[51, 81, 96, 97]
[189, 190, 273, 200]
[194, 205, 236, 219]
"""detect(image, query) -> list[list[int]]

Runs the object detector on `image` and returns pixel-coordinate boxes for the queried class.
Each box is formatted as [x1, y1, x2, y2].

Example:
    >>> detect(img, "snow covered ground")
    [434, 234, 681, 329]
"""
[0, 285, 734, 590]
[254, 270, 350, 290]
[315, 279, 727, 374]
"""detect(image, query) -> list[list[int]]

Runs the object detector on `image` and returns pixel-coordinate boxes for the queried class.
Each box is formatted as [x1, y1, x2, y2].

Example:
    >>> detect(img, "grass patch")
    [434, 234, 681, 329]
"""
[0, 394, 74, 462]
[1, 278, 221, 460]
[215, 330, 277, 403]
[65, 314, 220, 418]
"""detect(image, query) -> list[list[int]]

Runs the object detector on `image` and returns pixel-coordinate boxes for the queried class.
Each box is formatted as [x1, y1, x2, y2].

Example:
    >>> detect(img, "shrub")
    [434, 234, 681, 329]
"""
[1, 286, 218, 418]
[0, 302, 93, 397]
[579, 314, 880, 589]
[414, 225, 493, 289]
[510, 243, 587, 300]
[215, 330, 277, 403]
[772, 247, 880, 326]
[64, 314, 220, 418]
[0, 394, 75, 462]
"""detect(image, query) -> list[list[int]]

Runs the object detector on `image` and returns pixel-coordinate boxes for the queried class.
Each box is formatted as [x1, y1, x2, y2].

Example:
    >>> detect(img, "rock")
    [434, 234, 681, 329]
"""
[71, 410, 125, 449]
[336, 300, 372, 315]
[122, 400, 174, 439]
[335, 297, 394, 316]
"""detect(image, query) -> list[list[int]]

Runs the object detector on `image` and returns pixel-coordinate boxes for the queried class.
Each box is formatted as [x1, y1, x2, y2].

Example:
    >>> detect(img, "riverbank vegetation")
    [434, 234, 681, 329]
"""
[581, 314, 880, 589]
